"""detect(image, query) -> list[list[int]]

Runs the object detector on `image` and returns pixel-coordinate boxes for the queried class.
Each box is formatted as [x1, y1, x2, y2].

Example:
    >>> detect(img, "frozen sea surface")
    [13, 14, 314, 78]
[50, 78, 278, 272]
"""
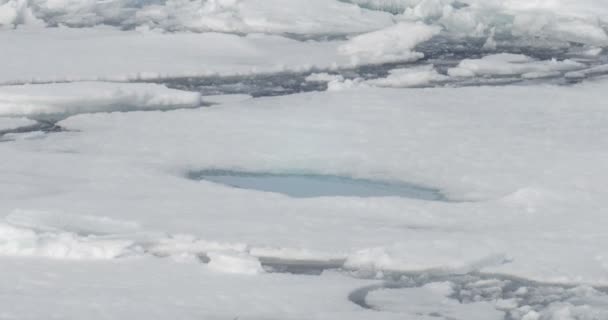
[1, 1, 608, 319]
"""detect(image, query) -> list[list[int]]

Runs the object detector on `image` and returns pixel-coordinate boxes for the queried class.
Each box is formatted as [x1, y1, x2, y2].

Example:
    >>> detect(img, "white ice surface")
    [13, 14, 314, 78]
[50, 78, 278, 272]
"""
[0, 27, 351, 85]
[2, 80, 608, 286]
[0, 82, 201, 116]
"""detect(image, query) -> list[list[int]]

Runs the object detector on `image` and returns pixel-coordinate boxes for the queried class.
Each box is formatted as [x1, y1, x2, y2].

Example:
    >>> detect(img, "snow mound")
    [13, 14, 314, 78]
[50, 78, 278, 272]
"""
[0, 82, 201, 116]
[339, 22, 441, 65]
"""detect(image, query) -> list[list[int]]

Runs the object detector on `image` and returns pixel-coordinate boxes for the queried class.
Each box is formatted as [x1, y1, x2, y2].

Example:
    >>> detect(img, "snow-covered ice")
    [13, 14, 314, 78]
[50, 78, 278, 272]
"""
[2, 0, 608, 319]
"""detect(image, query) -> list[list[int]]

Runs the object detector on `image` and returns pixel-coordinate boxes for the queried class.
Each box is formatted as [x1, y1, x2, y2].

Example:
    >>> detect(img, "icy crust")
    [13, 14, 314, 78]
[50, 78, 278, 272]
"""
[2, 80, 608, 285]
[0, 82, 201, 116]
[0, 0, 394, 34]
[0, 27, 353, 85]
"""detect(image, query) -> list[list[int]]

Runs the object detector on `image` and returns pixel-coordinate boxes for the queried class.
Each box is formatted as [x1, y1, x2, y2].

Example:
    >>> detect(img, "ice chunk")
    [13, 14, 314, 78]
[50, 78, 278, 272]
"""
[207, 251, 264, 275]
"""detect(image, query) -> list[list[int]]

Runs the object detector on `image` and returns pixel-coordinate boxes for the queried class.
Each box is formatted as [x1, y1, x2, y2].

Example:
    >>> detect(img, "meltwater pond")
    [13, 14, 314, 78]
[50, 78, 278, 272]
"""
[188, 170, 446, 200]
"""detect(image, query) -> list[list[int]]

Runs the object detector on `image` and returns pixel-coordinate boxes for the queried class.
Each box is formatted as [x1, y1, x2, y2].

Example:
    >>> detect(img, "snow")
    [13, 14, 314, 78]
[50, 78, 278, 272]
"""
[0, 82, 201, 116]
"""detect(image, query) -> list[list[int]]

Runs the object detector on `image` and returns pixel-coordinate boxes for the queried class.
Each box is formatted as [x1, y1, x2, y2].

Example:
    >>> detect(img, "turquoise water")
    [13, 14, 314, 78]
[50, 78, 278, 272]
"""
[189, 170, 446, 200]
